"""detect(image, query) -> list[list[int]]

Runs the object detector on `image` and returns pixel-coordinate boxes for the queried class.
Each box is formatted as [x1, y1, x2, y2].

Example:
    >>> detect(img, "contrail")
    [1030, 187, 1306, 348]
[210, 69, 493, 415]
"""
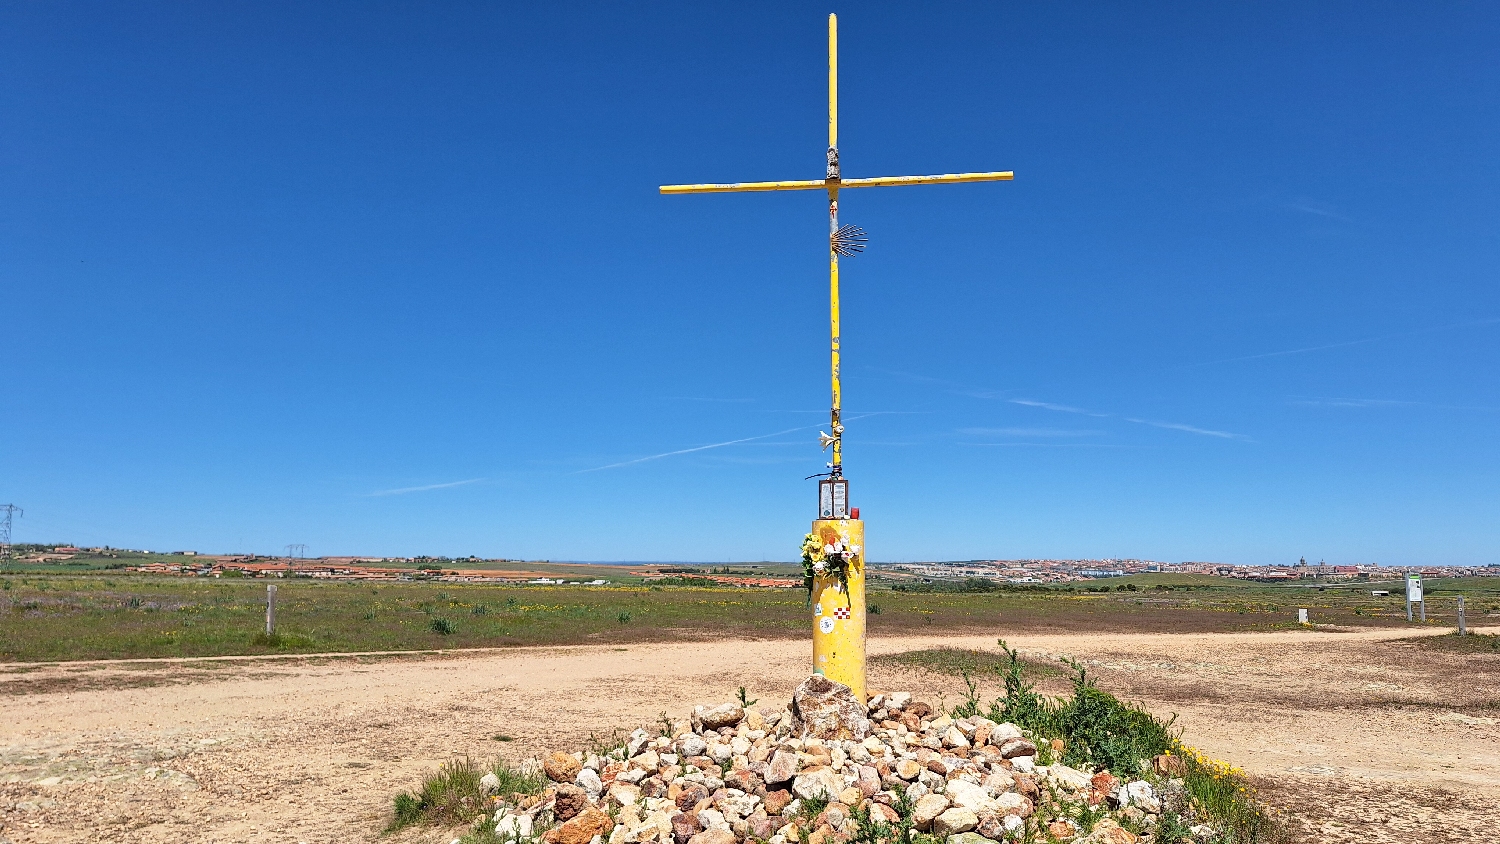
[366, 478, 485, 497]
[576, 413, 893, 473]
[1189, 318, 1500, 368]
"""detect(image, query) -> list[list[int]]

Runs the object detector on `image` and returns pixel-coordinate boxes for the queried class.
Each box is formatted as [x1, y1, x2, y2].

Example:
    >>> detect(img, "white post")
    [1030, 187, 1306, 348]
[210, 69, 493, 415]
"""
[1458, 595, 1467, 636]
[1298, 608, 1308, 625]
[266, 583, 277, 635]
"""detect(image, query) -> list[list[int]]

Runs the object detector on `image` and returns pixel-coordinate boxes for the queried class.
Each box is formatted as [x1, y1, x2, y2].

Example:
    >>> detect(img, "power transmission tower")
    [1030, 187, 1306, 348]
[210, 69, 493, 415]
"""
[284, 543, 307, 569]
[0, 505, 22, 565]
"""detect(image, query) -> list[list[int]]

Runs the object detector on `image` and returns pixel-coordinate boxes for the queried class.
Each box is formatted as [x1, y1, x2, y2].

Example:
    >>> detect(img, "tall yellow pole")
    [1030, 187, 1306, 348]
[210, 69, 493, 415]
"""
[827, 13, 841, 473]
[810, 12, 866, 701]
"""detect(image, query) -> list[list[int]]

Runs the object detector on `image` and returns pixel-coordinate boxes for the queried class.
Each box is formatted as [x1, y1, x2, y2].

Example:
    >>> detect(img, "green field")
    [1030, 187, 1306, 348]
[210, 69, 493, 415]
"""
[3, 566, 1497, 662]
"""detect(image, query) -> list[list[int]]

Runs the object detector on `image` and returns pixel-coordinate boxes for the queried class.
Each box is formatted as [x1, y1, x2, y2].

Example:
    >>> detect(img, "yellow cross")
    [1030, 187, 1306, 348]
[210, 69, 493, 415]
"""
[660, 14, 1012, 478]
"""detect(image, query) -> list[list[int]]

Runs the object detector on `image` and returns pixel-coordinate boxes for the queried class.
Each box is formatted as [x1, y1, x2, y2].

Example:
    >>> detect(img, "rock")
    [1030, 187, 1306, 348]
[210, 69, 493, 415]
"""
[856, 765, 881, 797]
[496, 813, 535, 839]
[981, 770, 1014, 795]
[989, 723, 1022, 742]
[480, 772, 501, 794]
[972, 722, 993, 747]
[1012, 774, 1039, 801]
[1153, 754, 1187, 777]
[997, 738, 1036, 759]
[1048, 818, 1078, 840]
[672, 813, 699, 844]
[911, 793, 951, 831]
[947, 833, 993, 844]
[941, 780, 992, 812]
[942, 727, 970, 749]
[700, 704, 746, 730]
[1122, 780, 1160, 813]
[932, 807, 978, 837]
[886, 692, 912, 709]
[610, 782, 642, 807]
[632, 749, 661, 771]
[1086, 819, 1138, 844]
[1047, 765, 1091, 791]
[554, 783, 590, 821]
[906, 701, 933, 719]
[895, 759, 923, 781]
[871, 803, 900, 823]
[719, 793, 760, 819]
[749, 814, 778, 839]
[994, 792, 1031, 818]
[1003, 815, 1025, 835]
[577, 767, 604, 798]
[679, 734, 709, 758]
[766, 749, 800, 785]
[725, 768, 763, 793]
[1010, 755, 1035, 773]
[676, 783, 711, 812]
[791, 675, 870, 741]
[792, 766, 844, 801]
[697, 809, 727, 830]
[763, 789, 793, 816]
[687, 829, 736, 844]
[545, 807, 615, 844]
[546, 751, 584, 783]
[974, 811, 1006, 840]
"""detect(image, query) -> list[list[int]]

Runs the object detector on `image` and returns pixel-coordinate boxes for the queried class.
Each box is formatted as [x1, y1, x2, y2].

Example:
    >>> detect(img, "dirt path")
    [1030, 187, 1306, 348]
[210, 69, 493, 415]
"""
[1, 627, 1496, 844]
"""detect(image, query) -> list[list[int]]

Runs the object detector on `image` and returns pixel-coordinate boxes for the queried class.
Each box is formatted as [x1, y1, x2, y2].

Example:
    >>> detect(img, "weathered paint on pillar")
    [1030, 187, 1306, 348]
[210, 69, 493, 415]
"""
[810, 518, 865, 701]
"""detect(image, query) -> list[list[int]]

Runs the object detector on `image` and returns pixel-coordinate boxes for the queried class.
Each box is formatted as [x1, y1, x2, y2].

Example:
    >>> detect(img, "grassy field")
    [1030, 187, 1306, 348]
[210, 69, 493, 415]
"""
[3, 568, 1497, 662]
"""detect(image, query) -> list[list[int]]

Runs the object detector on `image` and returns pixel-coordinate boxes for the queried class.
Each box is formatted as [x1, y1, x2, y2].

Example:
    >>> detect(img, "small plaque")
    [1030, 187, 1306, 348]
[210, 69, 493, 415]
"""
[818, 477, 850, 519]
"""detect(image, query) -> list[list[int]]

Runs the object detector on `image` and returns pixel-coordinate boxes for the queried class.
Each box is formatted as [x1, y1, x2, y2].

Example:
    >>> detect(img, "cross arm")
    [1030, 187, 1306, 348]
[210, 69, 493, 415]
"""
[840, 171, 1013, 188]
[660, 179, 827, 195]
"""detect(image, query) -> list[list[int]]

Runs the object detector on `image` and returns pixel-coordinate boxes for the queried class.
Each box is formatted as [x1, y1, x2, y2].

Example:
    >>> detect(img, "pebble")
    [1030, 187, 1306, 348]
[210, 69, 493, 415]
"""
[482, 676, 1226, 844]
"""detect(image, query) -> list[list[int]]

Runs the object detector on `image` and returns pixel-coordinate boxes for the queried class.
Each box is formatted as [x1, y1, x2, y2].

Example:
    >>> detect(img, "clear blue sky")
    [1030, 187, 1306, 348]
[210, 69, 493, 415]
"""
[3, 3, 1498, 565]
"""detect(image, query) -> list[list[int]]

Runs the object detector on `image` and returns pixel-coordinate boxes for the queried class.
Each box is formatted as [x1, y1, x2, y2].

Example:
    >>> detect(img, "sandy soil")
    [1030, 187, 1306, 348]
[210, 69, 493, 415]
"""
[1, 627, 1496, 844]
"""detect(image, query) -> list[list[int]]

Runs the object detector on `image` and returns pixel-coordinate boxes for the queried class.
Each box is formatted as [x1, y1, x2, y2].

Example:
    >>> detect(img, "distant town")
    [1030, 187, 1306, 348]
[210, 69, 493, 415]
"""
[7, 544, 1497, 585]
[889, 557, 1500, 584]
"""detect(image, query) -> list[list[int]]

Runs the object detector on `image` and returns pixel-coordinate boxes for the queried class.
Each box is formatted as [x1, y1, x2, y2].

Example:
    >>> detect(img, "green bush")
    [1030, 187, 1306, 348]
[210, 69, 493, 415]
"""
[955, 640, 1278, 843]
[388, 757, 544, 833]
[428, 617, 456, 635]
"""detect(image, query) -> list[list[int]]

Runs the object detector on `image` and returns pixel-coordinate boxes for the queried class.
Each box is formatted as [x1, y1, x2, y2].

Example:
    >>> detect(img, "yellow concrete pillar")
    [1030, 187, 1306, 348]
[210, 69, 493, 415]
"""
[810, 518, 865, 701]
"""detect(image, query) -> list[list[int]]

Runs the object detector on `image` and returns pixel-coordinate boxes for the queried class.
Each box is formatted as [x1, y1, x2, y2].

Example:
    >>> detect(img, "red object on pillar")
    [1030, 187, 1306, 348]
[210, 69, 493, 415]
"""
[850, 507, 860, 519]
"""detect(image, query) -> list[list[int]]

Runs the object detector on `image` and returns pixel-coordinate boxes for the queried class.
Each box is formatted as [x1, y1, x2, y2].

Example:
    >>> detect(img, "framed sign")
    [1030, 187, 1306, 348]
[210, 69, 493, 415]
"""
[1406, 573, 1423, 602]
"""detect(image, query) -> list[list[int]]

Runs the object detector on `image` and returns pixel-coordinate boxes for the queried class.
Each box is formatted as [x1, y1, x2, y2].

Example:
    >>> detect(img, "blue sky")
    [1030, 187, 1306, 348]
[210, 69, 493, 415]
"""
[3, 2, 1498, 565]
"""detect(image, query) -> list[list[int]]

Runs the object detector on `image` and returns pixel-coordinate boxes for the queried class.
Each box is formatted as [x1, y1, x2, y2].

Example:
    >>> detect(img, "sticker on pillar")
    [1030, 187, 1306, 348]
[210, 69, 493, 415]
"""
[813, 603, 823, 616]
[833, 607, 851, 620]
[819, 616, 836, 634]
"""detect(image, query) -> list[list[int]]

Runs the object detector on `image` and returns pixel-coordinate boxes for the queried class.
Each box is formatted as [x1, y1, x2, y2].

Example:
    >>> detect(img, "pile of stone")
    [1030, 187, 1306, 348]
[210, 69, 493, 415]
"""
[487, 676, 1218, 844]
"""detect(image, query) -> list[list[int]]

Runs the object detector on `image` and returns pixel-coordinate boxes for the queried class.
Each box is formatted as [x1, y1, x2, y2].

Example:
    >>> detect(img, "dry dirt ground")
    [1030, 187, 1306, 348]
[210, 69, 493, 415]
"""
[1, 627, 1497, 844]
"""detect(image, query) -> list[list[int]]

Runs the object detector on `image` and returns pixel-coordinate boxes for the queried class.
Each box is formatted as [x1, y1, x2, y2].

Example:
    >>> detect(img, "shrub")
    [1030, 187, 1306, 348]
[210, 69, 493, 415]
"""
[388, 757, 544, 833]
[428, 617, 456, 635]
[616, 611, 632, 623]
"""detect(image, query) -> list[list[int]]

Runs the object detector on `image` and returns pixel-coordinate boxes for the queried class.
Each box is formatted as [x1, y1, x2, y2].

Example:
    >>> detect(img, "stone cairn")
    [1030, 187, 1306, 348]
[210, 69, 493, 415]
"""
[487, 676, 1210, 844]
